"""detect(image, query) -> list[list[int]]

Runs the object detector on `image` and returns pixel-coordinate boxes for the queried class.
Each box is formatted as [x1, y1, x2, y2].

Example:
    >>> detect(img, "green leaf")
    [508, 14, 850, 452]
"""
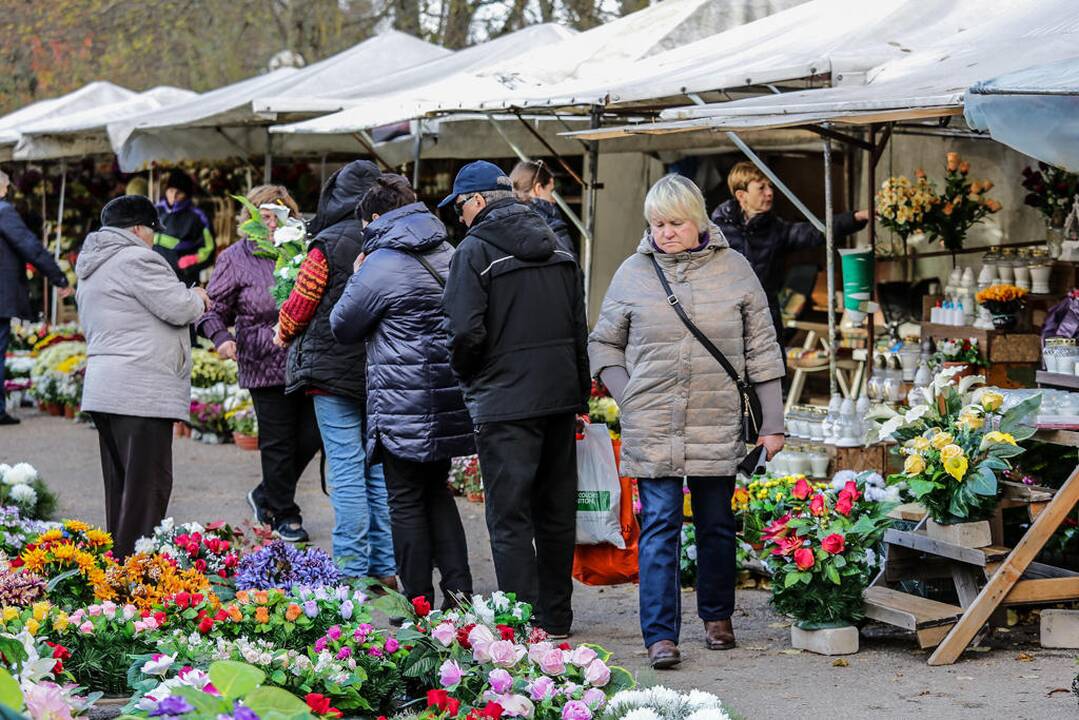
[986, 443, 1024, 458]
[824, 562, 841, 585]
[784, 571, 803, 588]
[967, 466, 998, 497]
[1010, 424, 1037, 442]
[209, 661, 266, 701]
[607, 666, 636, 693]
[0, 668, 22, 712]
[580, 643, 612, 663]
[981, 456, 1010, 471]
[832, 554, 847, 569]
[1000, 395, 1041, 435]
[243, 686, 312, 720]
[907, 477, 939, 499]
[46, 567, 81, 593]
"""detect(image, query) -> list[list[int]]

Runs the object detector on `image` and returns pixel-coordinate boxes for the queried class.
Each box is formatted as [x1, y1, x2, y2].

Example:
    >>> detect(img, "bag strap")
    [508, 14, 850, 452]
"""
[403, 250, 446, 288]
[649, 254, 747, 390]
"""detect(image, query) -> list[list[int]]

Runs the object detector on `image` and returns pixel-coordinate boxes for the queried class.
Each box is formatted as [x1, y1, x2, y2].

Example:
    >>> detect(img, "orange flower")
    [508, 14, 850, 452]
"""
[959, 161, 970, 175]
[914, 168, 926, 178]
[942, 203, 954, 216]
[982, 179, 994, 191]
[285, 603, 302, 622]
[254, 590, 269, 605]
[255, 607, 270, 624]
[970, 181, 983, 194]
[236, 590, 250, 605]
[986, 198, 1002, 212]
[228, 605, 243, 622]
[946, 152, 960, 172]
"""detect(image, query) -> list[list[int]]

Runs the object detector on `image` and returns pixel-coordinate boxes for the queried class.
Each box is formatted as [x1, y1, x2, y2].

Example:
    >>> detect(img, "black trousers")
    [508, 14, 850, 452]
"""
[249, 386, 322, 523]
[91, 412, 174, 558]
[475, 413, 577, 634]
[382, 451, 472, 605]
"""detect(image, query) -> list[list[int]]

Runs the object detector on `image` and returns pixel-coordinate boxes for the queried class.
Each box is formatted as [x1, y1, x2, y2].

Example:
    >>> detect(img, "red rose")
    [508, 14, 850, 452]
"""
[192, 593, 204, 606]
[792, 477, 812, 500]
[558, 642, 571, 651]
[762, 513, 792, 541]
[794, 548, 815, 570]
[821, 533, 846, 555]
[447, 698, 461, 716]
[176, 534, 189, 546]
[197, 617, 214, 634]
[154, 611, 167, 625]
[835, 492, 853, 517]
[213, 609, 227, 622]
[306, 693, 332, 715]
[218, 570, 228, 578]
[195, 559, 208, 572]
[411, 596, 432, 618]
[842, 481, 862, 502]
[174, 592, 190, 609]
[480, 702, 503, 720]
[496, 624, 515, 641]
[457, 623, 475, 648]
[809, 494, 827, 516]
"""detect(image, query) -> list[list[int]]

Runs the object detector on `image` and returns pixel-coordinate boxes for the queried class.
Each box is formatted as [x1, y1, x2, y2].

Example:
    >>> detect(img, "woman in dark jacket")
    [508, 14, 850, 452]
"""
[331, 174, 475, 607]
[510, 160, 577, 261]
[197, 185, 321, 542]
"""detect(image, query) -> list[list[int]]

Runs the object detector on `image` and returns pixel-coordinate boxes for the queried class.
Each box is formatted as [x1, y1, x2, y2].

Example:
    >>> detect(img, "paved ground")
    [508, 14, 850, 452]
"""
[3, 411, 1078, 719]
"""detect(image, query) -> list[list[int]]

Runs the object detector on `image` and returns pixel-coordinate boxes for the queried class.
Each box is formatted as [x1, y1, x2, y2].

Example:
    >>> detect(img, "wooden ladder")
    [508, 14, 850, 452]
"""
[863, 466, 1079, 665]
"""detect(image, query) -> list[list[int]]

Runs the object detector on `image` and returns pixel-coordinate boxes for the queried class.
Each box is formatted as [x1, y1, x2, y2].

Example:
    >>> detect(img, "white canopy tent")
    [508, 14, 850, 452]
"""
[108, 30, 448, 171]
[965, 56, 1079, 172]
[0, 81, 135, 161]
[569, 0, 1079, 139]
[14, 86, 196, 161]
[270, 0, 780, 138]
[253, 24, 575, 117]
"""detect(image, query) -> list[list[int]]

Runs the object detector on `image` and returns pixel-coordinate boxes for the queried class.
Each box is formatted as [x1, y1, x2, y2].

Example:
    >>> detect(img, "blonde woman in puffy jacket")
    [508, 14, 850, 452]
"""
[588, 174, 786, 669]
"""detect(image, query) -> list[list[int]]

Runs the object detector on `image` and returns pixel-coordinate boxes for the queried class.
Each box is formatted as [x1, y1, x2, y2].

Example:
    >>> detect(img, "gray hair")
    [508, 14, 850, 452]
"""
[478, 189, 515, 204]
[644, 174, 710, 230]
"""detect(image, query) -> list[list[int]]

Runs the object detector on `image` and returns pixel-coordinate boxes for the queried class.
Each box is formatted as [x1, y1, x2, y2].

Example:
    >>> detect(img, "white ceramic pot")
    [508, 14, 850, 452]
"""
[998, 265, 1015, 283]
[1030, 265, 1052, 294]
[809, 454, 830, 478]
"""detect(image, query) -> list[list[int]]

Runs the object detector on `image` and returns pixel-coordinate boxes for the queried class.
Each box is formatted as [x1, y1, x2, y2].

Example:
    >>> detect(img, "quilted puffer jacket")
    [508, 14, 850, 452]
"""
[588, 224, 785, 478]
[329, 202, 474, 463]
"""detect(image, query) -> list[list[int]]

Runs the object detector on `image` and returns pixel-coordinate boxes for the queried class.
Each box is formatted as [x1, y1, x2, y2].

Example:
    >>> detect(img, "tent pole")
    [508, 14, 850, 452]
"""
[726, 131, 824, 232]
[511, 112, 585, 187]
[40, 163, 48, 321]
[823, 129, 836, 397]
[51, 161, 67, 325]
[320, 155, 327, 187]
[866, 124, 878, 385]
[351, 132, 392, 171]
[263, 129, 273, 184]
[411, 120, 424, 189]
[581, 105, 602, 309]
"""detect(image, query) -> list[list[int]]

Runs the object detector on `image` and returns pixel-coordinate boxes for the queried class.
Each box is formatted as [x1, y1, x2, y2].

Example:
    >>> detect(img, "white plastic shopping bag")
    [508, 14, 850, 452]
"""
[575, 423, 625, 548]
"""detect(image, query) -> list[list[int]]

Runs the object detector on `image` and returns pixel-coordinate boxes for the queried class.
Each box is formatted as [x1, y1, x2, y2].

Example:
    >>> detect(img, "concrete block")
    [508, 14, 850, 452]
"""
[926, 519, 992, 548]
[790, 625, 859, 655]
[1040, 609, 1079, 649]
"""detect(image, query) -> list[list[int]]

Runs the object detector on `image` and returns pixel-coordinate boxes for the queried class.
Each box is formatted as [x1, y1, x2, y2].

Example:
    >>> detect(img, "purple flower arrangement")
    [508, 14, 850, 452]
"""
[234, 541, 342, 591]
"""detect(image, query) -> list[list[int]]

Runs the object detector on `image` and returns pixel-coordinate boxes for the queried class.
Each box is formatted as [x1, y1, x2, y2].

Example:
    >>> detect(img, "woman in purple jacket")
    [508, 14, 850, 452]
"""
[197, 185, 321, 542]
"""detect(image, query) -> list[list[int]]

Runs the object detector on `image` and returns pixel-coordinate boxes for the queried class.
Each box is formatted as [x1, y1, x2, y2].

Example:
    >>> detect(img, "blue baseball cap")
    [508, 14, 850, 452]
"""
[438, 161, 511, 208]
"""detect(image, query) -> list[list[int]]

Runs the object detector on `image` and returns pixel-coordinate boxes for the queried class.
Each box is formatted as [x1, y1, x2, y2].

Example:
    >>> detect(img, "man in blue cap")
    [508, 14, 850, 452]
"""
[440, 160, 590, 638]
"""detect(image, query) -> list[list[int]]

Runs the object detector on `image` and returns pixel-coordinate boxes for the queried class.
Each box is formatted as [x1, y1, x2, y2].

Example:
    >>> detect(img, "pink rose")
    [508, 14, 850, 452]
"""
[101, 601, 117, 619]
[529, 676, 555, 701]
[487, 693, 535, 718]
[78, 621, 94, 634]
[562, 700, 592, 720]
[87, 605, 102, 616]
[469, 625, 497, 663]
[583, 659, 610, 687]
[582, 688, 606, 710]
[385, 637, 400, 654]
[439, 659, 463, 688]
[69, 610, 85, 624]
[488, 668, 513, 694]
[488, 640, 527, 668]
[527, 641, 554, 666]
[569, 646, 597, 667]
[539, 647, 566, 676]
[432, 622, 456, 647]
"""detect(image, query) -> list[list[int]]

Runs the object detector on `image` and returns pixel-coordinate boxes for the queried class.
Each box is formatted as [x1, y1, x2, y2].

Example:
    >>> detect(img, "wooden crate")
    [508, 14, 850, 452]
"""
[832, 443, 888, 474]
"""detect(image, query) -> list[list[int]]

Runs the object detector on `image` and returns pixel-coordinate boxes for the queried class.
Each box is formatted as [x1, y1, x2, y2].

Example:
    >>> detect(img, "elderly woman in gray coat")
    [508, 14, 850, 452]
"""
[76, 195, 210, 558]
[589, 174, 786, 669]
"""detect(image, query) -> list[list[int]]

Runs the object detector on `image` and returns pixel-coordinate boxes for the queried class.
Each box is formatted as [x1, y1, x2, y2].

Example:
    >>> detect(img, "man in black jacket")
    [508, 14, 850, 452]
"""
[712, 161, 869, 344]
[441, 161, 590, 637]
[0, 170, 72, 425]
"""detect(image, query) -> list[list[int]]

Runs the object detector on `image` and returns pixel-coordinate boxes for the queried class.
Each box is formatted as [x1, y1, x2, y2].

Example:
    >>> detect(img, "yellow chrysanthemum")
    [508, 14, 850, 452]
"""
[904, 454, 926, 476]
[52, 612, 69, 632]
[52, 543, 78, 563]
[21, 548, 47, 573]
[981, 391, 1004, 412]
[39, 529, 63, 543]
[931, 432, 955, 450]
[64, 520, 90, 533]
[85, 529, 112, 547]
[25, 618, 39, 636]
[940, 444, 965, 463]
[944, 455, 969, 481]
[2, 607, 19, 623]
[31, 601, 50, 622]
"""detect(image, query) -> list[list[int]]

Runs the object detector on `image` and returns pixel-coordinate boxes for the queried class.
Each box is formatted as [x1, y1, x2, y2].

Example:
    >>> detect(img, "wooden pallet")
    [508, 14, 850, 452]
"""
[863, 463, 1079, 665]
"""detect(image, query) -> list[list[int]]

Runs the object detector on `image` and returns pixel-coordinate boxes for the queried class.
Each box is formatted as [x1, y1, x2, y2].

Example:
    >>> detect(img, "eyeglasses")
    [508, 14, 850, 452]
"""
[454, 194, 476, 219]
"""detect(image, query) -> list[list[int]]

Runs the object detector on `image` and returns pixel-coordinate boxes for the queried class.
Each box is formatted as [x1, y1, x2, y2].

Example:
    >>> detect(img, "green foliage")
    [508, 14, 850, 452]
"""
[209, 661, 265, 701]
[0, 668, 22, 713]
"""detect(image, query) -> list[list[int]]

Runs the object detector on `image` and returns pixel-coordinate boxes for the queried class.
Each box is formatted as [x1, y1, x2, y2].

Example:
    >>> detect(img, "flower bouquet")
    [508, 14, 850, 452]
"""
[1021, 162, 1077, 229]
[588, 379, 621, 440]
[135, 519, 244, 584]
[734, 474, 829, 547]
[0, 463, 58, 521]
[190, 349, 239, 389]
[449, 456, 483, 501]
[601, 686, 733, 720]
[922, 152, 1002, 254]
[92, 552, 212, 611]
[761, 473, 894, 628]
[876, 170, 938, 249]
[933, 337, 987, 372]
[875, 367, 1041, 525]
[13, 522, 115, 607]
[234, 542, 341, 592]
[975, 284, 1028, 330]
[234, 195, 310, 307]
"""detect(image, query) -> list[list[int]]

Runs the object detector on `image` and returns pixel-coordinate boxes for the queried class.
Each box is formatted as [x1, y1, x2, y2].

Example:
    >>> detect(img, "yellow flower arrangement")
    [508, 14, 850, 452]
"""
[980, 391, 1004, 412]
[975, 285, 1028, 305]
[931, 432, 955, 450]
[943, 454, 969, 481]
[904, 454, 926, 476]
[93, 552, 213, 611]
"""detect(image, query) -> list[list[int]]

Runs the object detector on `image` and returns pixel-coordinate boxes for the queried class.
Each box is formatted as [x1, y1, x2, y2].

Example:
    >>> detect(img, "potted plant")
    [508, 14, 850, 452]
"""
[923, 152, 1003, 260]
[449, 455, 484, 502]
[1021, 162, 1078, 258]
[761, 472, 895, 655]
[228, 405, 259, 451]
[933, 337, 987, 378]
[976, 284, 1029, 330]
[877, 367, 1040, 546]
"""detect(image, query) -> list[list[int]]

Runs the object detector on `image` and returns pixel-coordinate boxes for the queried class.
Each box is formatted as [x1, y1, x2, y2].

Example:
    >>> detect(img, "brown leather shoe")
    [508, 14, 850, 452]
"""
[365, 576, 399, 597]
[704, 619, 736, 650]
[647, 640, 681, 669]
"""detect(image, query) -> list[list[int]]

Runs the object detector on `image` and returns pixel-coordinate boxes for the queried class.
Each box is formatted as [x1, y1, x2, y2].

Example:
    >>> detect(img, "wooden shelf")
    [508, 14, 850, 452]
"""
[921, 323, 998, 343]
[883, 529, 1009, 567]
[1035, 428, 1079, 447]
[1036, 370, 1079, 390]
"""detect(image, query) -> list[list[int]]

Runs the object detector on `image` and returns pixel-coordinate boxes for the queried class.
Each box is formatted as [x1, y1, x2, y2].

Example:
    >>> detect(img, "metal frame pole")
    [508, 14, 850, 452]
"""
[581, 105, 602, 309]
[50, 161, 67, 325]
[263, 128, 273, 184]
[726, 131, 825, 232]
[411, 120, 424, 189]
[823, 131, 837, 396]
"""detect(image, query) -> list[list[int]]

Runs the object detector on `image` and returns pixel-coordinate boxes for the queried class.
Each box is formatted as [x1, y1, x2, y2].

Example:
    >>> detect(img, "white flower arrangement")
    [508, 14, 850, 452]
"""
[9, 483, 37, 508]
[3, 462, 38, 486]
[602, 687, 731, 720]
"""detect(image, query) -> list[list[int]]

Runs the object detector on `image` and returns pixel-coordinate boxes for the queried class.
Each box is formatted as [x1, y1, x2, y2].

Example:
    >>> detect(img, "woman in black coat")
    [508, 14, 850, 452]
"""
[510, 160, 577, 261]
[330, 174, 475, 607]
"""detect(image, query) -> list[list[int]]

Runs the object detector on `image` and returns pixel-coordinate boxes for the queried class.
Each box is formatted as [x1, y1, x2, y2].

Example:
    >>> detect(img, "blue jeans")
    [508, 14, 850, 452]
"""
[638, 476, 736, 647]
[313, 394, 395, 579]
[0, 319, 9, 414]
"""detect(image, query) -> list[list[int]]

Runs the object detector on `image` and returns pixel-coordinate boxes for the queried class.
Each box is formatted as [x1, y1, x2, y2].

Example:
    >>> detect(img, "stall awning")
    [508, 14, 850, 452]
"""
[253, 24, 575, 116]
[0, 81, 135, 161]
[14, 87, 196, 161]
[965, 55, 1079, 171]
[108, 30, 448, 170]
[270, 0, 771, 137]
[565, 0, 1079, 140]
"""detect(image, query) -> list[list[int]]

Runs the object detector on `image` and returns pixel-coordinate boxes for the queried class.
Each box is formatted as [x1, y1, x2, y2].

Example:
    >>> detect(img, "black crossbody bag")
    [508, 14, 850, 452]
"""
[650, 255, 763, 444]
